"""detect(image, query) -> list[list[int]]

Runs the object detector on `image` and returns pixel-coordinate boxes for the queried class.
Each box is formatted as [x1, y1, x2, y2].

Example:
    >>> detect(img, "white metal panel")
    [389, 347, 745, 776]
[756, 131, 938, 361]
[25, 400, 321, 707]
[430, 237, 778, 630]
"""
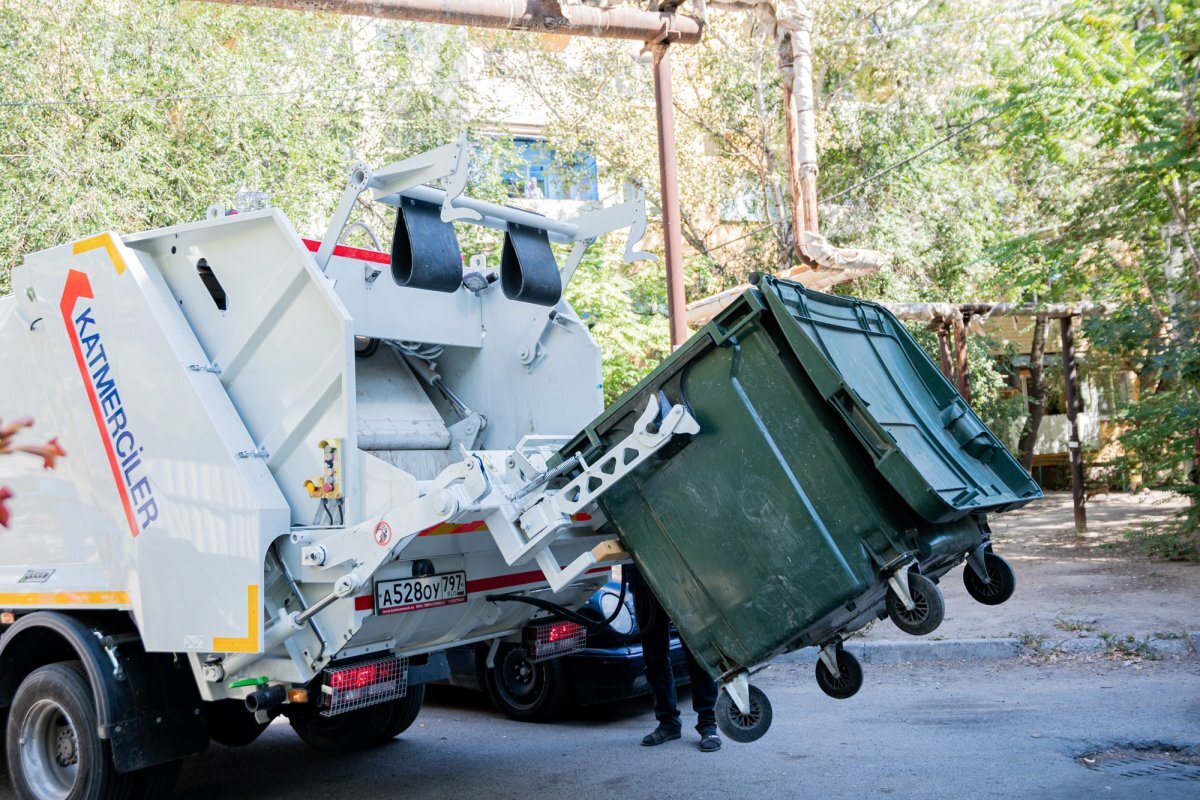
[11, 232, 290, 653]
[317, 242, 483, 348]
[124, 212, 358, 527]
[0, 285, 128, 605]
[437, 290, 604, 449]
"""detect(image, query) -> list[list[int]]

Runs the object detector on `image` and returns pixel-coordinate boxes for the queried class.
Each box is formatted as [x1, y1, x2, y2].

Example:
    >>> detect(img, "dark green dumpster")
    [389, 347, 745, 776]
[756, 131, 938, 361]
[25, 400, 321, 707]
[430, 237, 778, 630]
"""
[560, 275, 1040, 741]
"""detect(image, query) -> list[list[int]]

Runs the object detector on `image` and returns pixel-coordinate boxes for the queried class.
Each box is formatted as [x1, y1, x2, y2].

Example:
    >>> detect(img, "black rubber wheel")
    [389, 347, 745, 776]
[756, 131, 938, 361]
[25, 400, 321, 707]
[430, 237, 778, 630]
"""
[377, 684, 426, 741]
[289, 702, 393, 753]
[204, 700, 269, 748]
[814, 648, 863, 700]
[6, 661, 135, 800]
[484, 647, 572, 722]
[963, 552, 1016, 606]
[887, 571, 945, 636]
[130, 759, 182, 800]
[715, 685, 772, 744]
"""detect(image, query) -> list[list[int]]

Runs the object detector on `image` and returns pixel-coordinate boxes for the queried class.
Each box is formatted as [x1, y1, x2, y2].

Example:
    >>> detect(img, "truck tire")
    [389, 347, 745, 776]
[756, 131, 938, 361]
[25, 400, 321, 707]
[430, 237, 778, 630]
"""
[484, 646, 572, 722]
[377, 684, 425, 742]
[289, 703, 392, 753]
[6, 661, 134, 800]
[130, 760, 182, 800]
[204, 700, 269, 748]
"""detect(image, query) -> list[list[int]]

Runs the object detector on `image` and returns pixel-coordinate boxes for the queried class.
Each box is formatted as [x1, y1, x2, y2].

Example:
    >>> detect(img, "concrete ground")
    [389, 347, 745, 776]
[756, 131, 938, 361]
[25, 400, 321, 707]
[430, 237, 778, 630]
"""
[137, 657, 1200, 800]
[144, 489, 1187, 798]
[860, 491, 1200, 648]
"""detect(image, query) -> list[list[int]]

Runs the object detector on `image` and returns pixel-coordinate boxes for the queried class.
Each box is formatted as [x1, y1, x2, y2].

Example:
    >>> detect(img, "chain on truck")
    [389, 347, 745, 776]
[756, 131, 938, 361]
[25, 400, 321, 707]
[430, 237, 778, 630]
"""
[0, 135, 693, 798]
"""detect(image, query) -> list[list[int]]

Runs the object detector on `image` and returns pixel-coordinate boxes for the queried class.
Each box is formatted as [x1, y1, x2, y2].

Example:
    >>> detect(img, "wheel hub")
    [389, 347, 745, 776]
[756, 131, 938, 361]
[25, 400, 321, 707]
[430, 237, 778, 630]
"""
[20, 698, 81, 800]
[895, 591, 929, 623]
[727, 698, 762, 729]
[500, 650, 539, 700]
[53, 725, 77, 768]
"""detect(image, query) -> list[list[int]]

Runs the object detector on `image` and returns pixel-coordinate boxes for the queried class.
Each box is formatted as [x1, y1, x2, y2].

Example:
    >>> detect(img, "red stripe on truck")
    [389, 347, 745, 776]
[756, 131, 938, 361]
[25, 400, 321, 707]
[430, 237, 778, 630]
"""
[300, 238, 391, 265]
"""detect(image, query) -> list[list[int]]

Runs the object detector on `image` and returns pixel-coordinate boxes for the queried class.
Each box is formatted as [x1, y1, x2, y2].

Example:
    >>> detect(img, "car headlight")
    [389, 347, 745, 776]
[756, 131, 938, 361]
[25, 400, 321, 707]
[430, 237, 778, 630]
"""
[598, 591, 634, 635]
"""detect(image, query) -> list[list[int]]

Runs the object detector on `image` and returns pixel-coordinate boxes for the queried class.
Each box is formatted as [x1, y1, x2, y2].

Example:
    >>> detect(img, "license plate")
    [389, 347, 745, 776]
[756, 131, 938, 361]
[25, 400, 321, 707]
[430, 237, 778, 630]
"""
[374, 572, 467, 615]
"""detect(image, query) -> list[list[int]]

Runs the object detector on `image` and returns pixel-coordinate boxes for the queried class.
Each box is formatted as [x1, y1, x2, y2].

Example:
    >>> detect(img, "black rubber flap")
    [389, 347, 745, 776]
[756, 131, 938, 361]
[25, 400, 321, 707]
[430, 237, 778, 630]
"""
[391, 197, 463, 293]
[501, 222, 562, 306]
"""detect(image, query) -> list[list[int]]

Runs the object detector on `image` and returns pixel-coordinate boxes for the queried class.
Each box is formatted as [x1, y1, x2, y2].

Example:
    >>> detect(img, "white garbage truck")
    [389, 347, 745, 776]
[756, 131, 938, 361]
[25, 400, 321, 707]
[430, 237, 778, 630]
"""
[0, 136, 697, 798]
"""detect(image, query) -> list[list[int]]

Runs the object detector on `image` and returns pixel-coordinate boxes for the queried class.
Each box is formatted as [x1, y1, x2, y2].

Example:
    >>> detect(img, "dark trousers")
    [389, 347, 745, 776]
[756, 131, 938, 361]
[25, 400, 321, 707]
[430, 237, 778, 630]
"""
[629, 567, 718, 734]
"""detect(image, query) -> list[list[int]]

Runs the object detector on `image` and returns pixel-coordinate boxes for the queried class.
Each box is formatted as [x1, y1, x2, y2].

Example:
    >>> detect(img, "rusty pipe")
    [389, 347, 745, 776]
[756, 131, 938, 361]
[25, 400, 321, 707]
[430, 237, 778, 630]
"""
[652, 43, 688, 347]
[195, 0, 704, 44]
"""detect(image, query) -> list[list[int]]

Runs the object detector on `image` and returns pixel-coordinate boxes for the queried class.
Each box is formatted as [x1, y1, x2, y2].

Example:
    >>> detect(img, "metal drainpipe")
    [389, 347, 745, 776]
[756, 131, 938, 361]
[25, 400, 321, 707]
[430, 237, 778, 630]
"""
[652, 41, 688, 348]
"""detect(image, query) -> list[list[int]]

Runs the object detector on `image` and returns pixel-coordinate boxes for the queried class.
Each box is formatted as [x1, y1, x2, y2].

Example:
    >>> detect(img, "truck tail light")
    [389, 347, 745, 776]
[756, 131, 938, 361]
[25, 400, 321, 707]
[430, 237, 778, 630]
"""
[319, 655, 407, 717]
[524, 620, 586, 662]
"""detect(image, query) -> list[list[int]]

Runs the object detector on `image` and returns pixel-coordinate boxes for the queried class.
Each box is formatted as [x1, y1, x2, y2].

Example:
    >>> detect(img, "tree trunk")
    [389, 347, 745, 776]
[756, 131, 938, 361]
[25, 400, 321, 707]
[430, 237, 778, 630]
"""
[1017, 315, 1049, 472]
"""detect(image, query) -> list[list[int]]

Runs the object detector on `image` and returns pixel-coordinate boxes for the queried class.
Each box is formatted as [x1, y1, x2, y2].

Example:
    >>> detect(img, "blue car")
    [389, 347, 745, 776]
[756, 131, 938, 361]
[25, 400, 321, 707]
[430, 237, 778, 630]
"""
[443, 581, 690, 721]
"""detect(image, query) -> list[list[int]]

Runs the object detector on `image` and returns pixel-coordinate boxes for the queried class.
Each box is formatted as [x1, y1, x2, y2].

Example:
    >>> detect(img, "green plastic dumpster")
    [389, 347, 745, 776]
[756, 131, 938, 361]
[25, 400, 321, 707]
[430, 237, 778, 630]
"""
[560, 275, 1040, 741]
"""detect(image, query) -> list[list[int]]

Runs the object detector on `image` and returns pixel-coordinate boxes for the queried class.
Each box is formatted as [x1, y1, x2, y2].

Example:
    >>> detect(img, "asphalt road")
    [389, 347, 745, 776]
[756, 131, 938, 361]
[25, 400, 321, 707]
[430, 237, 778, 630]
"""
[6, 657, 1200, 799]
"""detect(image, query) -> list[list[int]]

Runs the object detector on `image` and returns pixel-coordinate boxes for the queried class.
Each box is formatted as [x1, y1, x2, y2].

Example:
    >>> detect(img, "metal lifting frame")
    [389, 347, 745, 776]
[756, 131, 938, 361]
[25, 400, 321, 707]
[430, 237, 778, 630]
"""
[241, 396, 700, 677]
[485, 396, 699, 591]
[313, 132, 655, 278]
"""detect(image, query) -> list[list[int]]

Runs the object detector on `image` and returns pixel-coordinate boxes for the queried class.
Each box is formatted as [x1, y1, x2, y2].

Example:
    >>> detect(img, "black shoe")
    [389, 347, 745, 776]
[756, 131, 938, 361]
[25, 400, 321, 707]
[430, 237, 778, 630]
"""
[641, 725, 682, 747]
[699, 732, 722, 752]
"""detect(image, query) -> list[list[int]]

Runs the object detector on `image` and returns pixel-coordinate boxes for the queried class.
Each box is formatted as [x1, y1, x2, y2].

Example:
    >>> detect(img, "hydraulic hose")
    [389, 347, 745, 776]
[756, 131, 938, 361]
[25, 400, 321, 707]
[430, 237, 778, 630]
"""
[486, 571, 640, 645]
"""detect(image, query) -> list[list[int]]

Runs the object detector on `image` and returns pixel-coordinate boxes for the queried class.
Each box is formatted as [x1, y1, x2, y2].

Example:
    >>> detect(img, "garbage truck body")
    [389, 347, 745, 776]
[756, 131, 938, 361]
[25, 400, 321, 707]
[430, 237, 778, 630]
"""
[0, 139, 686, 795]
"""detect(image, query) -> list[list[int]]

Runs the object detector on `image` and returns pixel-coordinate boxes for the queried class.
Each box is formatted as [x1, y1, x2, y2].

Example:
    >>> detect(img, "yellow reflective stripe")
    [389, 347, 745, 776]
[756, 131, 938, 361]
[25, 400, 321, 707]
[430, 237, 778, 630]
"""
[213, 584, 260, 654]
[72, 233, 126, 275]
[0, 590, 130, 606]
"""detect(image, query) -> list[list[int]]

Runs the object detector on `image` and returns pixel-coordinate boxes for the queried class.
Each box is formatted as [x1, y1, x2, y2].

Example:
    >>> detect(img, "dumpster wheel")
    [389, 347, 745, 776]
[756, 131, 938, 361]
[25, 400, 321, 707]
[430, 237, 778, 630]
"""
[886, 571, 945, 636]
[715, 685, 772, 743]
[963, 552, 1016, 606]
[814, 647, 863, 700]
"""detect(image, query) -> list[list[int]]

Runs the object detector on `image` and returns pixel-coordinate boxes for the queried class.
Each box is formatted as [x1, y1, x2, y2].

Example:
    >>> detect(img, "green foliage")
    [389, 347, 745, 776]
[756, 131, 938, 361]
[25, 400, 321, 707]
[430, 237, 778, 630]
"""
[978, 0, 1200, 549]
[0, 0, 483, 294]
[565, 242, 670, 404]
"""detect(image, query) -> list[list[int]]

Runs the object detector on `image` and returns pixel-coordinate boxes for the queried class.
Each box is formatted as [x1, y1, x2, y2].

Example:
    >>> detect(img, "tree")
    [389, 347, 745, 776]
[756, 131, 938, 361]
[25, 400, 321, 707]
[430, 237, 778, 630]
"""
[981, 0, 1199, 552]
[0, 0, 489, 294]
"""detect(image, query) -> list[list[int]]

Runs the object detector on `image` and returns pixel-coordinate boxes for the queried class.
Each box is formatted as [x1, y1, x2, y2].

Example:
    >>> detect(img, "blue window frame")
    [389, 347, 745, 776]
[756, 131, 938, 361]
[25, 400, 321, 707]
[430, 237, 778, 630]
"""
[504, 137, 599, 201]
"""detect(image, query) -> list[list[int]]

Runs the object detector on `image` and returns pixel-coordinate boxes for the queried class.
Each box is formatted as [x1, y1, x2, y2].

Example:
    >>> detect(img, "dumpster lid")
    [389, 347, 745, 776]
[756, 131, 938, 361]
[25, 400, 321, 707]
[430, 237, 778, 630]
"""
[752, 275, 1041, 522]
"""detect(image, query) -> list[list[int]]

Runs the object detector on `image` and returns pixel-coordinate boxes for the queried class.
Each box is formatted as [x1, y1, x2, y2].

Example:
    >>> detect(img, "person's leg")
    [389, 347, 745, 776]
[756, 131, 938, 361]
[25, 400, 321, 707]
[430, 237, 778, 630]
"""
[630, 571, 681, 740]
[683, 646, 718, 732]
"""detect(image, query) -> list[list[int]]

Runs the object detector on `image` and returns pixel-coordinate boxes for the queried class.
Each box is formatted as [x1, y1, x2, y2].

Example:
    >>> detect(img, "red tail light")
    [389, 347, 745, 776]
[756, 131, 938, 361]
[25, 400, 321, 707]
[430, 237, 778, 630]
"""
[328, 663, 378, 690]
[320, 656, 407, 717]
[524, 620, 586, 662]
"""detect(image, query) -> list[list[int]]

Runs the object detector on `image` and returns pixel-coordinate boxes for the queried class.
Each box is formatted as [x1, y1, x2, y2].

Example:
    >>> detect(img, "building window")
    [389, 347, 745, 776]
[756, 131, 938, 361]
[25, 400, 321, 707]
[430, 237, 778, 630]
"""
[504, 137, 599, 202]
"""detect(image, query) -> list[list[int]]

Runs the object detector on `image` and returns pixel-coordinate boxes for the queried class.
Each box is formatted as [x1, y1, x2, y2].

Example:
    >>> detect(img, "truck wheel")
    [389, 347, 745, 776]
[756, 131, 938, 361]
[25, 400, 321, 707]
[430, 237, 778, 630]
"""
[205, 700, 269, 748]
[289, 703, 392, 753]
[131, 759, 182, 800]
[484, 647, 572, 722]
[886, 571, 945, 636]
[377, 684, 425, 741]
[963, 552, 1016, 606]
[6, 661, 134, 800]
[715, 685, 772, 743]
